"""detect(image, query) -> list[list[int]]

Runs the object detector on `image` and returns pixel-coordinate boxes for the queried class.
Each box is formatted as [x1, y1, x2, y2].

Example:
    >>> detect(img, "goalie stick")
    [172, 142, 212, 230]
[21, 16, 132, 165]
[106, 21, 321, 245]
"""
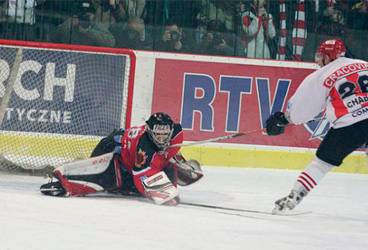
[170, 113, 332, 148]
[169, 128, 264, 148]
[86, 193, 311, 217]
[171, 114, 331, 148]
[179, 201, 311, 216]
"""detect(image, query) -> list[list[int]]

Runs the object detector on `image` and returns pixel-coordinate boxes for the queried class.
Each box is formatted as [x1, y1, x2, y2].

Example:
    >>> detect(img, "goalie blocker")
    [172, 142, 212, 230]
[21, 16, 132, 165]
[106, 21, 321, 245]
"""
[40, 112, 203, 205]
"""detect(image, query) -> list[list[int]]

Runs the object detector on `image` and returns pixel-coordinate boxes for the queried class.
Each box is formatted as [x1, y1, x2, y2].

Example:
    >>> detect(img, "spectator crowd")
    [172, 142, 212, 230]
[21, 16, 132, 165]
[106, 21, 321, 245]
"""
[0, 0, 367, 61]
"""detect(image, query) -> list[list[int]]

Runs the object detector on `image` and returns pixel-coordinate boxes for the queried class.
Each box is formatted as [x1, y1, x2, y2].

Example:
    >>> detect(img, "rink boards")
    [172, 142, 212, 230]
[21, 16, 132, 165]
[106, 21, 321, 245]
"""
[181, 145, 367, 174]
[0, 40, 366, 173]
[3, 132, 364, 172]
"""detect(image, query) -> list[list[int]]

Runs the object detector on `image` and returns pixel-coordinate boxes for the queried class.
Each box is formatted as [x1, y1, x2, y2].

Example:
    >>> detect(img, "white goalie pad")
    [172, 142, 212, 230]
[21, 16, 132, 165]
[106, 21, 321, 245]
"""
[56, 152, 113, 176]
[142, 171, 179, 205]
[171, 154, 203, 186]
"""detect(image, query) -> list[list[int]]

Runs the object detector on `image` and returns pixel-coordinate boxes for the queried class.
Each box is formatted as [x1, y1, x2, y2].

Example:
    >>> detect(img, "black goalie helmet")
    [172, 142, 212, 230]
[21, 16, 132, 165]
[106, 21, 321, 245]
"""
[146, 112, 174, 149]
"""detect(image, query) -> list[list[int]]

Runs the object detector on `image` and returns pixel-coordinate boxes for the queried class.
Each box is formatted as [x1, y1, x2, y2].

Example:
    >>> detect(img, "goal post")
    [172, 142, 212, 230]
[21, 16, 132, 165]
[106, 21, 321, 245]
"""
[0, 39, 135, 170]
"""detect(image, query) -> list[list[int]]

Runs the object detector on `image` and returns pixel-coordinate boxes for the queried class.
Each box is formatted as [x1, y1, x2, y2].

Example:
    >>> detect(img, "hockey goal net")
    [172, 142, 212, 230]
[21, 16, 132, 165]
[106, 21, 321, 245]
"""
[0, 40, 134, 172]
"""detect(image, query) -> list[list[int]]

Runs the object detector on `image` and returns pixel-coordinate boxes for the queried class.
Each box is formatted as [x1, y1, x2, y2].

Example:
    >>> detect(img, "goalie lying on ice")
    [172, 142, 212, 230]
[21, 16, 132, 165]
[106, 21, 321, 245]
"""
[40, 112, 203, 205]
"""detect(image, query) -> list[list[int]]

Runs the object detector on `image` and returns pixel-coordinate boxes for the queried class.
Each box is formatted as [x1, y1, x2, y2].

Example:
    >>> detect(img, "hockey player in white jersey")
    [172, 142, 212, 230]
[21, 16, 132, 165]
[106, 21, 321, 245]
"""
[265, 39, 368, 213]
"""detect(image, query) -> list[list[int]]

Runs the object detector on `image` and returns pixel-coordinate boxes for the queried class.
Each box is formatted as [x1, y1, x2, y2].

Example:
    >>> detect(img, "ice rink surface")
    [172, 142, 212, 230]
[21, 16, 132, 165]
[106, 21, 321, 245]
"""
[0, 167, 367, 250]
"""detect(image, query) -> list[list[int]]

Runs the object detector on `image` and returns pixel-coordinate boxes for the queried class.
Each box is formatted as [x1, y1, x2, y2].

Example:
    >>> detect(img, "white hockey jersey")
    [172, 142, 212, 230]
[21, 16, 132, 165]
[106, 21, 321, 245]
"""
[286, 57, 368, 128]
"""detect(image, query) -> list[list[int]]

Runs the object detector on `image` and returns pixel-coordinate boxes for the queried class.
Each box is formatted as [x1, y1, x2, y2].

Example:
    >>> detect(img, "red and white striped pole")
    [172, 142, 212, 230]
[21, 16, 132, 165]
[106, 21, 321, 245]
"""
[277, 0, 287, 60]
[292, 0, 307, 61]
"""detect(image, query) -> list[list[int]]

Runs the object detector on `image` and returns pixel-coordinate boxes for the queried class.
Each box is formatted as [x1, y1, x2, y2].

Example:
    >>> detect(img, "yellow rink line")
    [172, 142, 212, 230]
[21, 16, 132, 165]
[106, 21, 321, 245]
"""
[181, 146, 368, 174]
[2, 134, 366, 174]
[0, 134, 99, 159]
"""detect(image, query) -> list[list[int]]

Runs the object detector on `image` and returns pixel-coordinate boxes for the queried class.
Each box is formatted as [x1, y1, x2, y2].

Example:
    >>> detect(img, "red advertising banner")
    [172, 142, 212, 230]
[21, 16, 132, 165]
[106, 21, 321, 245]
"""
[152, 58, 322, 148]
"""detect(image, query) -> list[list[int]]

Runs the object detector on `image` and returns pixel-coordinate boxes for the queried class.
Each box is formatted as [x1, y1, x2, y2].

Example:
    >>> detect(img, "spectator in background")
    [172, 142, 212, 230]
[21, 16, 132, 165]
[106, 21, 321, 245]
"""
[1, 0, 37, 40]
[155, 20, 194, 53]
[241, 0, 276, 59]
[194, 6, 208, 44]
[50, 1, 115, 47]
[0, 0, 7, 36]
[199, 19, 235, 56]
[112, 0, 145, 21]
[92, 0, 135, 25]
[350, 0, 368, 29]
[6, 0, 37, 24]
[93, 0, 119, 25]
[111, 16, 152, 49]
[108, 0, 150, 49]
[207, 0, 236, 32]
[94, 0, 146, 24]
[124, 0, 146, 18]
[317, 1, 348, 37]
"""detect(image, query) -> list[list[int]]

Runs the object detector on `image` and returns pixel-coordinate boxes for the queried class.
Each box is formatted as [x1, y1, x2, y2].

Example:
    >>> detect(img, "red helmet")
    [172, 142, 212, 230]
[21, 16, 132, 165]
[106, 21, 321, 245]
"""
[316, 39, 346, 60]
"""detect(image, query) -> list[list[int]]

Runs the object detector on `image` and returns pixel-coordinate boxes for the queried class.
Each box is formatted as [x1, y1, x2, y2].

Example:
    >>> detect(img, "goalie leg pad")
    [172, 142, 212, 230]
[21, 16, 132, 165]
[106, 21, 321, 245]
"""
[142, 171, 179, 205]
[57, 153, 113, 176]
[46, 153, 125, 196]
[54, 170, 104, 196]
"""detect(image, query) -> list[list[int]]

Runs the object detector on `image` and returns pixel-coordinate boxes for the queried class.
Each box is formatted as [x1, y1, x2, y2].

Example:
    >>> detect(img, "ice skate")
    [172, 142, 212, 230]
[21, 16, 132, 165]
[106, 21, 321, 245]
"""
[272, 189, 307, 214]
[40, 177, 66, 197]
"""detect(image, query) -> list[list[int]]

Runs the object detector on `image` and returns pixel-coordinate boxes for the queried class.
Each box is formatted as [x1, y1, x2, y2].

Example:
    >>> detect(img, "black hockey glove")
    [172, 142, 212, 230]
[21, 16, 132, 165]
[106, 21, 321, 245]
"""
[266, 112, 289, 136]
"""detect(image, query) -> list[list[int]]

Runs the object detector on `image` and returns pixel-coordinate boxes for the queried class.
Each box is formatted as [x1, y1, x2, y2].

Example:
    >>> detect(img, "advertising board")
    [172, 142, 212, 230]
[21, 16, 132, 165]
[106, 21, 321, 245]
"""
[152, 58, 320, 148]
[149, 57, 366, 172]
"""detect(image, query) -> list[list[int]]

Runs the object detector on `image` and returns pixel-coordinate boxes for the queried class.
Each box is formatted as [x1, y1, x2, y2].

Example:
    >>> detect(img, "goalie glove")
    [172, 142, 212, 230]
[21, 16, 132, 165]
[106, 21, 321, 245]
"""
[142, 171, 179, 205]
[171, 153, 203, 186]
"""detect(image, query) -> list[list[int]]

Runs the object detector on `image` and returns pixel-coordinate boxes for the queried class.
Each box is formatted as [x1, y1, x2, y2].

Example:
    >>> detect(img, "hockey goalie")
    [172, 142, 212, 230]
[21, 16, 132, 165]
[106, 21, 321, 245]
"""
[40, 112, 203, 205]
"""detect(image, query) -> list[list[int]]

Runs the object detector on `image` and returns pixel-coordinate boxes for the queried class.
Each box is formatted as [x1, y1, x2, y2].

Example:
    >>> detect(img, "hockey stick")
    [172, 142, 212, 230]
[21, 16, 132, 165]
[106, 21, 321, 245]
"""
[169, 128, 264, 148]
[179, 201, 311, 216]
[87, 193, 310, 216]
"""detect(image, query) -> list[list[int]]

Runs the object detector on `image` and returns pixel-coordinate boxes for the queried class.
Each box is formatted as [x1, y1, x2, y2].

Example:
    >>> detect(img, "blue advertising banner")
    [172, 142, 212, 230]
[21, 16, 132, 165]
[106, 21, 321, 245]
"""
[0, 47, 127, 136]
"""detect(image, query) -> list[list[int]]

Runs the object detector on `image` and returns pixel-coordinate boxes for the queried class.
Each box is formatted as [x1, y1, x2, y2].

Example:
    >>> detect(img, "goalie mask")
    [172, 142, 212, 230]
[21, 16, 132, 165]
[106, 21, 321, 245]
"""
[146, 112, 174, 149]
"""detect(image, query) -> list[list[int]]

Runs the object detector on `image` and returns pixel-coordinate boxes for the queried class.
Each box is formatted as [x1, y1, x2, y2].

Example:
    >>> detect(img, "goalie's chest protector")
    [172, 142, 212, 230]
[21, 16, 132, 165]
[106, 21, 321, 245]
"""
[120, 124, 184, 175]
[120, 125, 147, 171]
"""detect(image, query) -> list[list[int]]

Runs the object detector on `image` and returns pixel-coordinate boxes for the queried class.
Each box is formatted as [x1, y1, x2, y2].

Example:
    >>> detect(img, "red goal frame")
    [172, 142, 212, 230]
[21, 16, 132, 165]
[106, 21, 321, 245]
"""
[0, 39, 136, 128]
